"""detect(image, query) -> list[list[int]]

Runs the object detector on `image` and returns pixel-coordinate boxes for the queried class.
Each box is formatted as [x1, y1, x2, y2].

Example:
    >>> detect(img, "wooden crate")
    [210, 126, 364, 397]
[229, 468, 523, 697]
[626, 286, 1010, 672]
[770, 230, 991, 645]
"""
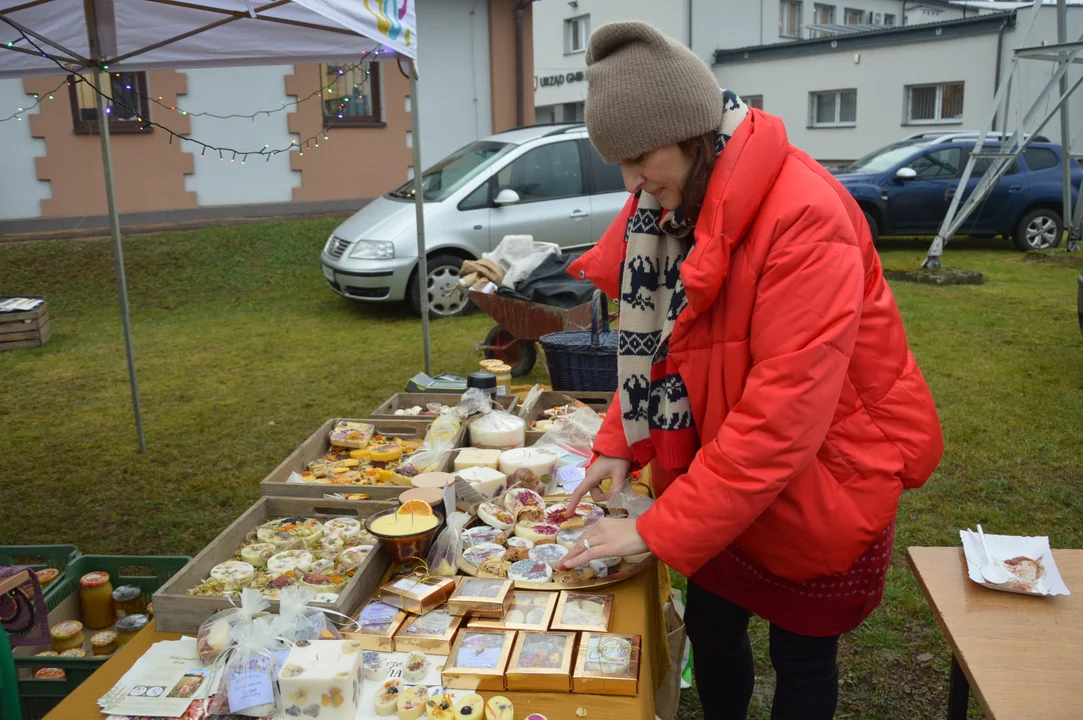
[0, 297, 50, 351]
[152, 496, 395, 634]
[372, 392, 518, 418]
[259, 417, 466, 501]
[520, 391, 614, 445]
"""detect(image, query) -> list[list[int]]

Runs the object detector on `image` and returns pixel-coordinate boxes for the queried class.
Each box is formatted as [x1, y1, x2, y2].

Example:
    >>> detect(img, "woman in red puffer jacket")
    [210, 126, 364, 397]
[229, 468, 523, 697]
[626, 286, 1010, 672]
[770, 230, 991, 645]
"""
[558, 22, 943, 720]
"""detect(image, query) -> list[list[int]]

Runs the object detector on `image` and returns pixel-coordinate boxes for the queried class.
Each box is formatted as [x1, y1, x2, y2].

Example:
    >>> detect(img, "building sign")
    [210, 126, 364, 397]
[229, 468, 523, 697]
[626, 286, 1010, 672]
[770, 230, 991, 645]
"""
[535, 70, 585, 90]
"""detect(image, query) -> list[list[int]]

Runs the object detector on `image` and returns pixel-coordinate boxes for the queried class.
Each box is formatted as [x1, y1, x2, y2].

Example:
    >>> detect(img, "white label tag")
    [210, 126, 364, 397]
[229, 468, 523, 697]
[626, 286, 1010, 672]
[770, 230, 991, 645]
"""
[226, 662, 274, 712]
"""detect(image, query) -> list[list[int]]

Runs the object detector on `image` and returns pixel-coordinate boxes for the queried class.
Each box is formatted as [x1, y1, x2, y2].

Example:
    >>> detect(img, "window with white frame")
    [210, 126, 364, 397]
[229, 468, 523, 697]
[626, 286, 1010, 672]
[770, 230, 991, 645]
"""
[780, 1, 803, 38]
[843, 8, 864, 24]
[811, 4, 835, 37]
[564, 15, 589, 54]
[809, 89, 857, 127]
[744, 95, 764, 110]
[906, 82, 964, 124]
[884, 13, 896, 26]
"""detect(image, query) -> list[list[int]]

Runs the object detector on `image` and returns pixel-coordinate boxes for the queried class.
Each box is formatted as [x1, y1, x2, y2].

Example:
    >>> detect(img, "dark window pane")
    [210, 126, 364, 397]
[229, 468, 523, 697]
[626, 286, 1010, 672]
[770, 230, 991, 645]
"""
[459, 182, 490, 211]
[496, 141, 583, 202]
[587, 145, 625, 194]
[909, 147, 963, 180]
[1024, 148, 1059, 172]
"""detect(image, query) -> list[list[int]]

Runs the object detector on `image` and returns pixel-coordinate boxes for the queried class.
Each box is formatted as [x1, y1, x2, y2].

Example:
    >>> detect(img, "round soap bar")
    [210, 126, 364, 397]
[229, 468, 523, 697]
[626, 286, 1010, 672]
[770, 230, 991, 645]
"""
[374, 680, 401, 717]
[301, 572, 346, 594]
[503, 488, 545, 515]
[324, 517, 362, 539]
[337, 545, 373, 570]
[266, 550, 314, 577]
[529, 543, 569, 568]
[209, 561, 254, 588]
[508, 559, 553, 583]
[402, 651, 429, 683]
[598, 555, 622, 568]
[462, 542, 506, 567]
[555, 563, 598, 584]
[506, 536, 534, 550]
[363, 651, 387, 681]
[240, 543, 277, 568]
[455, 693, 484, 720]
[589, 559, 610, 577]
[557, 528, 586, 549]
[321, 534, 346, 555]
[309, 557, 336, 574]
[484, 696, 514, 720]
[397, 684, 429, 720]
[525, 715, 549, 720]
[427, 693, 457, 720]
[514, 522, 560, 544]
[462, 526, 505, 547]
[478, 502, 515, 531]
[576, 502, 606, 525]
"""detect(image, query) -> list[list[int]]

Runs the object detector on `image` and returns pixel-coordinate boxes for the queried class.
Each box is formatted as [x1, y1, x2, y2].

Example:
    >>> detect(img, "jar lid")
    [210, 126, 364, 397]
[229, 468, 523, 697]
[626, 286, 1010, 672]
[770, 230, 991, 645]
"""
[467, 371, 497, 390]
[112, 584, 143, 602]
[35, 651, 60, 657]
[80, 571, 110, 588]
[50, 620, 83, 639]
[35, 568, 60, 586]
[115, 614, 150, 632]
[91, 631, 118, 646]
[35, 668, 66, 680]
[60, 649, 87, 658]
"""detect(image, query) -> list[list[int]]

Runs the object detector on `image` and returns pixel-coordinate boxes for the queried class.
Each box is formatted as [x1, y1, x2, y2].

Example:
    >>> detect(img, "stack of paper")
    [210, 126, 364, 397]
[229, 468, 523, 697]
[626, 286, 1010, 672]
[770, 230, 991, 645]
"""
[0, 297, 44, 313]
[97, 638, 215, 720]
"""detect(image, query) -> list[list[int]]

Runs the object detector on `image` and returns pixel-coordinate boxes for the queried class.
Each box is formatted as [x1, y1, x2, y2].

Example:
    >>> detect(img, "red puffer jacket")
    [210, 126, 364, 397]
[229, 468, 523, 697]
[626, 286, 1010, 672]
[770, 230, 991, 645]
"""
[568, 110, 943, 584]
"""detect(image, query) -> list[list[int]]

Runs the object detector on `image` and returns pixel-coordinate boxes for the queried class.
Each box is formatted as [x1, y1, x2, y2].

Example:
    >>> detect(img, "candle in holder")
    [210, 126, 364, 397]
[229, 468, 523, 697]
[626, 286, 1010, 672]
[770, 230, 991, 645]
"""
[499, 448, 558, 481]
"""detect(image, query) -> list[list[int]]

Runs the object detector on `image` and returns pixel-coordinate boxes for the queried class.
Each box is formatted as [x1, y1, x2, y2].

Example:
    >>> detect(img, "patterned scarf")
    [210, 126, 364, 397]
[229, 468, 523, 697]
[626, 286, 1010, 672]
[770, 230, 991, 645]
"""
[618, 90, 749, 471]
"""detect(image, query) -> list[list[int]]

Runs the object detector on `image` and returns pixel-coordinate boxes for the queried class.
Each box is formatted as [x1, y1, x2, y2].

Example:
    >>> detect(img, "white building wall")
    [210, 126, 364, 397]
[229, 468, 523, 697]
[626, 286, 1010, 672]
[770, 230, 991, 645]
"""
[182, 65, 301, 206]
[0, 79, 50, 220]
[714, 6, 1083, 162]
[415, 0, 492, 166]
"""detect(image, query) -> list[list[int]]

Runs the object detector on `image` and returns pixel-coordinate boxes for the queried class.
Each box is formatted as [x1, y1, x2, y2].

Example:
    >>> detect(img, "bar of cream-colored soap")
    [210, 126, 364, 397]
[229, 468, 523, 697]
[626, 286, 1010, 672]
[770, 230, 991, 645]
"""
[454, 448, 502, 471]
[458, 466, 507, 499]
[278, 640, 363, 720]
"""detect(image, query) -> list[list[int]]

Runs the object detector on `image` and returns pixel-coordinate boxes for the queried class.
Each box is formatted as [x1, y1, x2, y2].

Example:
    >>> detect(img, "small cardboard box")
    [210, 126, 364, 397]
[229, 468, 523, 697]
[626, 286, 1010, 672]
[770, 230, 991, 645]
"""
[378, 572, 456, 615]
[342, 598, 407, 652]
[505, 631, 577, 692]
[468, 590, 557, 631]
[152, 497, 394, 634]
[392, 604, 463, 655]
[551, 591, 614, 633]
[446, 577, 513, 618]
[259, 418, 466, 500]
[441, 629, 516, 692]
[572, 633, 641, 697]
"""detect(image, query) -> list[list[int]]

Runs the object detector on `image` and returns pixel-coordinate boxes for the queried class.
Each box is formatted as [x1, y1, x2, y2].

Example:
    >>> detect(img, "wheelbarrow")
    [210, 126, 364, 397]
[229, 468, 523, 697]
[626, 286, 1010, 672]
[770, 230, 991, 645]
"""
[469, 290, 601, 377]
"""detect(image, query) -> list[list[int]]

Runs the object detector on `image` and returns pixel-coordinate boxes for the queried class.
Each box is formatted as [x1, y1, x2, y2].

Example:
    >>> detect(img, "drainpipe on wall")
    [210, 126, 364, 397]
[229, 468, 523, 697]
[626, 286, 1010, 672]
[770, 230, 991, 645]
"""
[992, 18, 1008, 132]
[515, 0, 535, 128]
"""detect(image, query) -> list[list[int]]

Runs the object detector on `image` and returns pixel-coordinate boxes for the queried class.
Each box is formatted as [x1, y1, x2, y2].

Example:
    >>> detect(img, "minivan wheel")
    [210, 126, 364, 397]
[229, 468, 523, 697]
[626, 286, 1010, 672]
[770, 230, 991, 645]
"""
[408, 254, 472, 318]
[1013, 208, 1063, 251]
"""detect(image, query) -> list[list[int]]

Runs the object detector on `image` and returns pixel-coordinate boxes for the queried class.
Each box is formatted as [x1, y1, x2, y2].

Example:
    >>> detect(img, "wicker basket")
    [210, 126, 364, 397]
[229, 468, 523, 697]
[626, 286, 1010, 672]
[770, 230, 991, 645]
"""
[540, 291, 617, 392]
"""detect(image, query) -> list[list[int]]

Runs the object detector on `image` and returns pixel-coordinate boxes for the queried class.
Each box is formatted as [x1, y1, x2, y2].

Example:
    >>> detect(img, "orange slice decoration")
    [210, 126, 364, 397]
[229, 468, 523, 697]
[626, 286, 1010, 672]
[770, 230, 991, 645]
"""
[397, 499, 435, 517]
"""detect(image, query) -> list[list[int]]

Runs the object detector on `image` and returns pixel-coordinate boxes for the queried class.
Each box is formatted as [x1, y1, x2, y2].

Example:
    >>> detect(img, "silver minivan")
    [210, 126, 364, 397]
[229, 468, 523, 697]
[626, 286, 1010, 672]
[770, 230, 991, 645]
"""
[319, 123, 628, 316]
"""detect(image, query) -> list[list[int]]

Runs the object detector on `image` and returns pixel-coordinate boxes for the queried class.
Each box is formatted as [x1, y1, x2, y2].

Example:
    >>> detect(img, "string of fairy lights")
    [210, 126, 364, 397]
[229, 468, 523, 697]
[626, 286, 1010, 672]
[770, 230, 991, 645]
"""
[0, 19, 384, 163]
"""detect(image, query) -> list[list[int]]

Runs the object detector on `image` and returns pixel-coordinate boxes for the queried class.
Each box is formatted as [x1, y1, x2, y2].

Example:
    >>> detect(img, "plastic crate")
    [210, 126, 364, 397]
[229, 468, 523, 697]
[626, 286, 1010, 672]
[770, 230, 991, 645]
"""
[0, 546, 80, 592]
[14, 554, 190, 720]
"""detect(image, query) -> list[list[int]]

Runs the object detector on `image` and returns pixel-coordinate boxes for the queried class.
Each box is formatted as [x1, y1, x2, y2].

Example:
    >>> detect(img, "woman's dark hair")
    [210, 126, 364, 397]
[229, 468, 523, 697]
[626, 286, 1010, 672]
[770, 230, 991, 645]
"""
[677, 131, 718, 224]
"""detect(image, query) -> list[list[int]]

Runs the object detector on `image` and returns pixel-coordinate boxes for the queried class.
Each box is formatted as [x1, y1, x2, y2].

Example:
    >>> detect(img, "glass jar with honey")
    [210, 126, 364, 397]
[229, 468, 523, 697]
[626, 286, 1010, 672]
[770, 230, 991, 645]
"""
[91, 630, 118, 656]
[50, 620, 85, 653]
[79, 572, 116, 629]
[114, 614, 150, 645]
[112, 585, 146, 618]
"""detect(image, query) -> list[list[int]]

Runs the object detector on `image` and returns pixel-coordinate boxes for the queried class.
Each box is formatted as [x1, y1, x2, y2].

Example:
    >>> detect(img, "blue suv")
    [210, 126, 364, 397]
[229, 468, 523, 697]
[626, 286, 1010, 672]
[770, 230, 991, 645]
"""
[831, 132, 1081, 251]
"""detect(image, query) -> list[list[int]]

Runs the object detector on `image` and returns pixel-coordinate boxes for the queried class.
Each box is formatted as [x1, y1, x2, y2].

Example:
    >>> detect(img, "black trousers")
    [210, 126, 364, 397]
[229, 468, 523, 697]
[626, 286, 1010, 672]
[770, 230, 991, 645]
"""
[684, 581, 840, 720]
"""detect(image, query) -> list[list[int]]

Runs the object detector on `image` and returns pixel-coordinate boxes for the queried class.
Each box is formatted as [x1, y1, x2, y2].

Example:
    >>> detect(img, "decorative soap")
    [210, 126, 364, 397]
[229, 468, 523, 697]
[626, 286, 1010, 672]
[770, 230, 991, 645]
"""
[402, 650, 430, 682]
[209, 561, 255, 589]
[454, 448, 502, 471]
[469, 590, 557, 631]
[374, 679, 401, 716]
[239, 543, 277, 568]
[484, 696, 514, 720]
[503, 488, 544, 515]
[552, 591, 614, 633]
[427, 692, 457, 720]
[347, 599, 407, 651]
[514, 522, 559, 545]
[508, 559, 553, 583]
[443, 630, 516, 692]
[447, 577, 513, 618]
[266, 550, 314, 578]
[572, 632, 641, 696]
[278, 640, 363, 720]
[529, 543, 569, 568]
[455, 693, 485, 720]
[478, 503, 515, 531]
[462, 526, 507, 548]
[462, 542, 506, 567]
[362, 651, 387, 680]
[394, 604, 463, 655]
[457, 466, 507, 499]
[397, 685, 429, 720]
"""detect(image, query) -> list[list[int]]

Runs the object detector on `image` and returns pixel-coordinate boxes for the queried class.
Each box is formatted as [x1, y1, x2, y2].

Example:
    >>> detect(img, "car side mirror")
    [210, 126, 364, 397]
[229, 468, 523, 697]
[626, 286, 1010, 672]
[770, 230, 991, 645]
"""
[895, 167, 918, 181]
[494, 189, 521, 206]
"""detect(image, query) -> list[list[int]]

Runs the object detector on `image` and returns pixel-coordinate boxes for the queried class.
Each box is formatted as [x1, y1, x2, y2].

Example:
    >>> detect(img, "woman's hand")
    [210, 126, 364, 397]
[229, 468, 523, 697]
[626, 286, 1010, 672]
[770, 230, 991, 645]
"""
[559, 518, 649, 569]
[566, 455, 632, 509]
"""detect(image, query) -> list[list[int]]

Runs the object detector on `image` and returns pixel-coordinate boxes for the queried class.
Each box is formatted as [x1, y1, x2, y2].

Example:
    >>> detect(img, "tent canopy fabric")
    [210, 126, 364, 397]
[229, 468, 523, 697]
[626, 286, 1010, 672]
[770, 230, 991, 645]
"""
[0, 0, 416, 78]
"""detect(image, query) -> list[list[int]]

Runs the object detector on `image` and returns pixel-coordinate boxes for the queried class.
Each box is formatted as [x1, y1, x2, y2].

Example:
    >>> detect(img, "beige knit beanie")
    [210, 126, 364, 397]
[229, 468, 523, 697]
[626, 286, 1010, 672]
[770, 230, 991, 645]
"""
[585, 22, 723, 164]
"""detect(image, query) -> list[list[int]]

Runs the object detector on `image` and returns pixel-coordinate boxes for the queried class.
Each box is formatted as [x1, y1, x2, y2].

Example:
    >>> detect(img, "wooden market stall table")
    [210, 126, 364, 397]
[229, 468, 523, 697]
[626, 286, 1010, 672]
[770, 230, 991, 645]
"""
[907, 547, 1083, 720]
[43, 567, 670, 720]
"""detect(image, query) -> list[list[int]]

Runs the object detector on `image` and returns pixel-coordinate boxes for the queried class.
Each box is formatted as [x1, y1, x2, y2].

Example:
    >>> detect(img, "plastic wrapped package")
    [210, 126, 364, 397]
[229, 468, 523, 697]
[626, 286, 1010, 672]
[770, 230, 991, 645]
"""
[461, 388, 525, 450]
[485, 235, 562, 289]
[196, 588, 269, 664]
[270, 585, 343, 644]
[426, 512, 471, 577]
[534, 407, 603, 454]
[208, 617, 282, 717]
[329, 421, 375, 449]
[397, 404, 466, 478]
[607, 483, 654, 520]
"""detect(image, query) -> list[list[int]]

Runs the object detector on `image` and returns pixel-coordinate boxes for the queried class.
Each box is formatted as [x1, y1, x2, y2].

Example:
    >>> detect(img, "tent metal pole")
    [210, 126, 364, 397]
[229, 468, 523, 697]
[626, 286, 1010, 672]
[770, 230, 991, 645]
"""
[95, 69, 146, 453]
[409, 63, 432, 375]
[1057, 0, 1073, 251]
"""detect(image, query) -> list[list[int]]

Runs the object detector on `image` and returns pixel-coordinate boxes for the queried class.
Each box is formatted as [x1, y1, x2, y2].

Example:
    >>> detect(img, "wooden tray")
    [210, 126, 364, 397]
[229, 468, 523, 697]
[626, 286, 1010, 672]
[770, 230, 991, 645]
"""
[520, 391, 613, 445]
[258, 417, 466, 501]
[152, 496, 396, 633]
[372, 392, 518, 418]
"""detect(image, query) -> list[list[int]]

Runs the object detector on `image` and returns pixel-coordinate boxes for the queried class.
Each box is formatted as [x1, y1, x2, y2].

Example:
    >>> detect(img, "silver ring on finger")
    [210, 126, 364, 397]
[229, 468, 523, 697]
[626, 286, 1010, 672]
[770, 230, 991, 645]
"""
[583, 538, 591, 551]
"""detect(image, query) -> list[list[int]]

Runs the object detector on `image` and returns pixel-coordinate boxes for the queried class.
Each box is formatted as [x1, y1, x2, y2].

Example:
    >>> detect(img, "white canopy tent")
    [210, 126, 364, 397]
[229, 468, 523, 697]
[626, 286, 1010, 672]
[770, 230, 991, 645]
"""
[0, 0, 434, 451]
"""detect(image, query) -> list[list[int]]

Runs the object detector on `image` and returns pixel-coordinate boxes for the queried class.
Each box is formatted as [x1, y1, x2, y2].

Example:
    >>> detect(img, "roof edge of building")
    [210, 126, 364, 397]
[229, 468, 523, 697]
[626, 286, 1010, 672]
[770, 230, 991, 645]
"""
[713, 10, 1017, 66]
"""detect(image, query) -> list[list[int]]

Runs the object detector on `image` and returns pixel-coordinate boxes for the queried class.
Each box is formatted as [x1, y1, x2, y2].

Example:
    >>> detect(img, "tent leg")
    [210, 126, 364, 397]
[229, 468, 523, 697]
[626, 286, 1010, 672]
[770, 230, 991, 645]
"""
[409, 66, 432, 376]
[95, 70, 146, 453]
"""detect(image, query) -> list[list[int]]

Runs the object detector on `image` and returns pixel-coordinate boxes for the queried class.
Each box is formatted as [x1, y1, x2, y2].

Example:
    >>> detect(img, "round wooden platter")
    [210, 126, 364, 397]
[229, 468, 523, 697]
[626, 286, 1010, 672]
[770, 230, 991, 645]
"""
[455, 494, 656, 590]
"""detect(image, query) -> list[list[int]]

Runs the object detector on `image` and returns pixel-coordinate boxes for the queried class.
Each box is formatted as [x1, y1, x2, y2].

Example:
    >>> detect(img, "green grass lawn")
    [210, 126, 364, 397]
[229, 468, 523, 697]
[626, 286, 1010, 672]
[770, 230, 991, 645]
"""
[2, 224, 1081, 719]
